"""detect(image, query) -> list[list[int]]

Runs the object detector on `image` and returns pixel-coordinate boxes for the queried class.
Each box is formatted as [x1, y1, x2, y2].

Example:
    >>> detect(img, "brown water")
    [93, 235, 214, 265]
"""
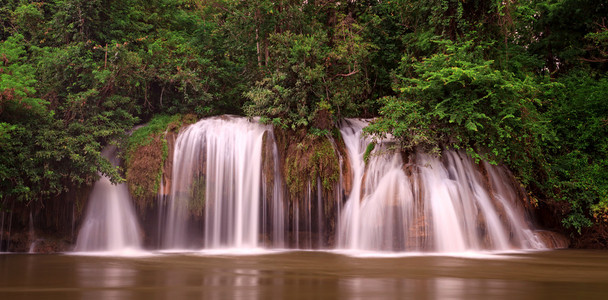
[1, 250, 608, 299]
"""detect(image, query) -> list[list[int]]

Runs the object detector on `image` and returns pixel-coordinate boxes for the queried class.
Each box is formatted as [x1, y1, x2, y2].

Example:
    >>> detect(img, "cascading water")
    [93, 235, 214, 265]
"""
[338, 119, 546, 252]
[160, 115, 343, 250]
[161, 116, 277, 249]
[149, 115, 557, 253]
[3, 115, 565, 253]
[75, 146, 142, 252]
[260, 130, 286, 248]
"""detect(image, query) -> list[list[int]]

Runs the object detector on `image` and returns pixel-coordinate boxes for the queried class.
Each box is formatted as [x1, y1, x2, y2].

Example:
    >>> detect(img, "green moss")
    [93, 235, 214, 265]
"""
[363, 142, 375, 165]
[188, 176, 206, 216]
[126, 115, 182, 162]
[310, 138, 340, 190]
[125, 135, 164, 205]
[285, 157, 300, 196]
[124, 114, 193, 206]
[284, 133, 340, 198]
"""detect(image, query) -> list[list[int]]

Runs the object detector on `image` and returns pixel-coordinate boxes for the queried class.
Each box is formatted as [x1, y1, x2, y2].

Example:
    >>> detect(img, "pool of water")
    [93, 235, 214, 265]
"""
[1, 250, 608, 299]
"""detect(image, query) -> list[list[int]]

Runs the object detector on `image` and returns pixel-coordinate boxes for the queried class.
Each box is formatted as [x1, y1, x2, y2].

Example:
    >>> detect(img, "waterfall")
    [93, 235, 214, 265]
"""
[260, 130, 286, 248]
[338, 119, 546, 252]
[161, 116, 271, 249]
[151, 115, 553, 252]
[337, 118, 372, 250]
[74, 146, 142, 252]
[5, 114, 562, 253]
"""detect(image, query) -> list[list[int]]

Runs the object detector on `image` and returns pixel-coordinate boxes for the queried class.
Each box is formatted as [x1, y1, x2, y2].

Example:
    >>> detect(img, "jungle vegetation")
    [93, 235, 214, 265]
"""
[1, 0, 607, 239]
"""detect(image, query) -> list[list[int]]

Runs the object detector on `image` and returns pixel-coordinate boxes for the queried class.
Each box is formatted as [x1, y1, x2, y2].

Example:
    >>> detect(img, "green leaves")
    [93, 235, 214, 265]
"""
[543, 71, 608, 231]
[0, 34, 48, 116]
[0, 0, 607, 239]
[368, 37, 554, 169]
[0, 17, 140, 203]
[244, 9, 372, 131]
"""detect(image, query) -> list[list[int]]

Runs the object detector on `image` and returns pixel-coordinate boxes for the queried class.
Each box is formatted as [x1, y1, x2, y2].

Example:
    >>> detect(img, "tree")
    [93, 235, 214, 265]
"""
[366, 38, 555, 179]
[245, 4, 372, 130]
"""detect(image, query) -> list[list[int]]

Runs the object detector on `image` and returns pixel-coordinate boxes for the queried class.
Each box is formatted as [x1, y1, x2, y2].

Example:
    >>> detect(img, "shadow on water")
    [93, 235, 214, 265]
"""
[2, 250, 608, 299]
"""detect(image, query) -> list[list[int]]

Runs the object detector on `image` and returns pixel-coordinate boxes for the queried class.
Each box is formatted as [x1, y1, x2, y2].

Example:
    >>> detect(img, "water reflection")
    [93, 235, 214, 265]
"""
[77, 261, 136, 299]
[197, 268, 263, 300]
[338, 277, 532, 300]
[340, 277, 415, 299]
[2, 251, 608, 300]
[71, 264, 530, 300]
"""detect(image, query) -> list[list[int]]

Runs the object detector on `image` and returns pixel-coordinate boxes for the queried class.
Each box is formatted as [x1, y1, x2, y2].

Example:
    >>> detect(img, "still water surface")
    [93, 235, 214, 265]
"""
[1, 250, 608, 299]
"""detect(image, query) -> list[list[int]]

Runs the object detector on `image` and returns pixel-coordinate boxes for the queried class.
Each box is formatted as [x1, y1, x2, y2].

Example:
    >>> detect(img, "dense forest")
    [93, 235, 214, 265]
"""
[1, 0, 607, 246]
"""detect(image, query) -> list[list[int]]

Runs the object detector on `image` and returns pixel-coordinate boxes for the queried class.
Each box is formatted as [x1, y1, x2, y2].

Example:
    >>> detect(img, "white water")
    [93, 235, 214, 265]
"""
[75, 146, 142, 252]
[162, 116, 270, 249]
[160, 115, 345, 250]
[260, 130, 286, 248]
[146, 116, 551, 253]
[338, 119, 545, 252]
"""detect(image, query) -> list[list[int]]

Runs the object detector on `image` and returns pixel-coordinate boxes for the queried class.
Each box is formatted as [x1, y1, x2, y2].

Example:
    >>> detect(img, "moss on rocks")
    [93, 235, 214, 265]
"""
[188, 176, 206, 216]
[272, 127, 346, 247]
[124, 114, 196, 208]
[125, 134, 165, 207]
[363, 142, 375, 165]
[280, 131, 340, 199]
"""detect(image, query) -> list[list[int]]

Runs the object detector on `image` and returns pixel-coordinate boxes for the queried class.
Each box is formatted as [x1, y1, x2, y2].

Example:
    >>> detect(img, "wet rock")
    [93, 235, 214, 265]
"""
[535, 230, 570, 249]
[161, 130, 178, 196]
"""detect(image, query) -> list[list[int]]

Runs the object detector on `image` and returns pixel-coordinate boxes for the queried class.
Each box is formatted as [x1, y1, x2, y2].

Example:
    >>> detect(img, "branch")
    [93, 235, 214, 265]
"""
[580, 57, 608, 63]
[335, 69, 359, 77]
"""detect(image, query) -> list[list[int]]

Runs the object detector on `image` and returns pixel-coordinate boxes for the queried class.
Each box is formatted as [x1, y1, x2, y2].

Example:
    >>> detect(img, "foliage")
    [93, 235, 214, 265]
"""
[1, 33, 135, 204]
[367, 38, 555, 182]
[363, 142, 375, 165]
[544, 71, 608, 231]
[283, 132, 340, 199]
[125, 114, 187, 205]
[1, 0, 608, 242]
[0, 0, 230, 206]
[188, 176, 206, 216]
[126, 114, 182, 160]
[525, 0, 608, 73]
[244, 6, 372, 131]
[583, 21, 608, 66]
[362, 0, 608, 235]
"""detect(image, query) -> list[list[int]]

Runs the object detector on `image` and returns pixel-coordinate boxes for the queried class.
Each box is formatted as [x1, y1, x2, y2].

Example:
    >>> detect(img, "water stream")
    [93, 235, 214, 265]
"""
[74, 146, 142, 252]
[161, 116, 270, 249]
[151, 116, 549, 252]
[337, 118, 545, 252]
